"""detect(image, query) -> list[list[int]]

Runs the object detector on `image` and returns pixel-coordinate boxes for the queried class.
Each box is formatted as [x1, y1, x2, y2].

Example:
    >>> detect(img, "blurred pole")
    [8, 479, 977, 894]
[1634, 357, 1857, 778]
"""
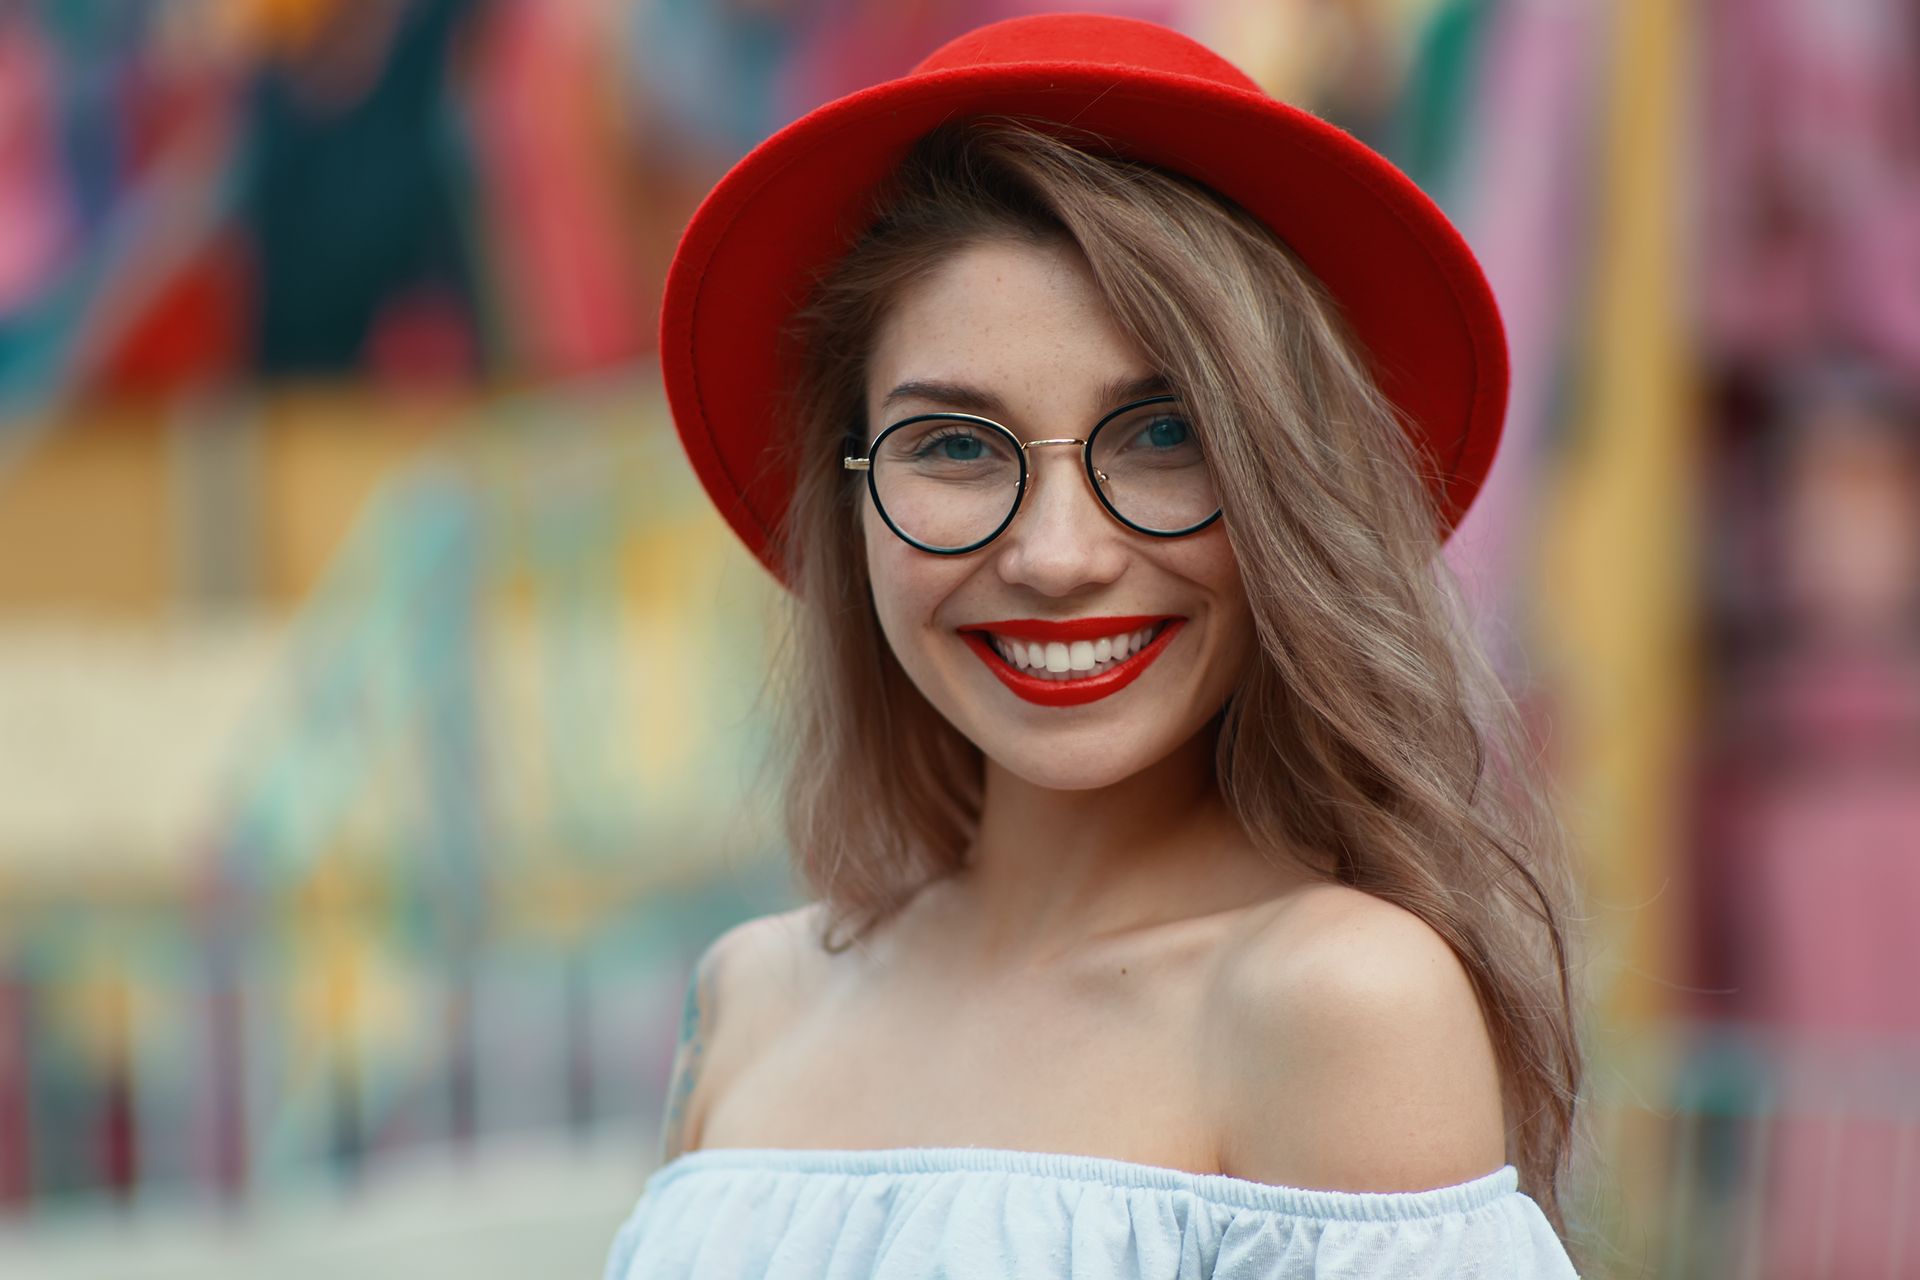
[565, 949, 592, 1135]
[204, 948, 247, 1202]
[197, 848, 251, 1205]
[97, 967, 135, 1200]
[0, 962, 31, 1206]
[444, 950, 475, 1148]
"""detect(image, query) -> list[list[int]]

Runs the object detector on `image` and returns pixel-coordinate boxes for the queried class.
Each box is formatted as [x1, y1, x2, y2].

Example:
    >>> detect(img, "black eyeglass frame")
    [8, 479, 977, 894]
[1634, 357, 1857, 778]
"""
[843, 394, 1223, 555]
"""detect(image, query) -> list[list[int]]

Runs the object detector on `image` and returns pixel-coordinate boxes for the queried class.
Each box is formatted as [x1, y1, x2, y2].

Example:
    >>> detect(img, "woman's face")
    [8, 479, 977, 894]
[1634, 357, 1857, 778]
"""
[862, 236, 1254, 791]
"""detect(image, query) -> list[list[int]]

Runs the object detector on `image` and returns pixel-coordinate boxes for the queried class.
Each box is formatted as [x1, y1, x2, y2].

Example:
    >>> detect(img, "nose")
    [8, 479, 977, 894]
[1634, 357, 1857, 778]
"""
[991, 442, 1127, 595]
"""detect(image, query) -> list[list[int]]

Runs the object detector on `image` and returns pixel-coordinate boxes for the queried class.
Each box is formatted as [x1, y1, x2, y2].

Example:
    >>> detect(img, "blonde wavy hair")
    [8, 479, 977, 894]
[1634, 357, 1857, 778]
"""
[765, 118, 1589, 1249]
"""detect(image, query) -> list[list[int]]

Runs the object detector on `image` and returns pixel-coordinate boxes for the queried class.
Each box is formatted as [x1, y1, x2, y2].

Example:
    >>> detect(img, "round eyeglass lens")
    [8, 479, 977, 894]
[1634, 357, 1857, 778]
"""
[1089, 399, 1217, 532]
[870, 417, 1022, 550]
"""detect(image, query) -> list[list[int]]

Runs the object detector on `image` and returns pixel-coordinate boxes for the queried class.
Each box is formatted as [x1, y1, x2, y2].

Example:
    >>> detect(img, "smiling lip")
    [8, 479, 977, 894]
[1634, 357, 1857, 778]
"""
[958, 617, 1184, 707]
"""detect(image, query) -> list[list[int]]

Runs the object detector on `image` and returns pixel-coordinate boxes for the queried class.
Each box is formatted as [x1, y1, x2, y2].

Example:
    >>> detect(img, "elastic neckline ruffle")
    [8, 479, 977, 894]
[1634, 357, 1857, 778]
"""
[649, 1146, 1521, 1222]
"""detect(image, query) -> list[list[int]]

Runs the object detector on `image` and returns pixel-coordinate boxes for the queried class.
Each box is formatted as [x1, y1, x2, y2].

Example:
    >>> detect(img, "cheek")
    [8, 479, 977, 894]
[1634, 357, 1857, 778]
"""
[1161, 525, 1246, 599]
[862, 504, 906, 626]
[1170, 533, 1256, 670]
[861, 504, 944, 658]
[1218, 595, 1258, 676]
[1212, 551, 1252, 633]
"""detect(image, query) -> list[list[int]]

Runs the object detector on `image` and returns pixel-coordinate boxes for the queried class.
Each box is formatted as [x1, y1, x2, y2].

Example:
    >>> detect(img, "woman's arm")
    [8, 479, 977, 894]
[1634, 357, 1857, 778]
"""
[658, 932, 727, 1165]
[656, 904, 825, 1164]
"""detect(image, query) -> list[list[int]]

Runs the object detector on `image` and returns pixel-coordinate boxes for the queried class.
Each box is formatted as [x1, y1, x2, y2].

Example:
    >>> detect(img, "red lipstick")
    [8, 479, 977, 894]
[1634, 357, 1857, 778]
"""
[958, 617, 1184, 708]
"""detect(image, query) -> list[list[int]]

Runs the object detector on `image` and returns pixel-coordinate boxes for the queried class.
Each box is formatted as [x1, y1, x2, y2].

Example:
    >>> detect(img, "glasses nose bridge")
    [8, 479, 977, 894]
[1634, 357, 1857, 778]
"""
[1014, 435, 1105, 521]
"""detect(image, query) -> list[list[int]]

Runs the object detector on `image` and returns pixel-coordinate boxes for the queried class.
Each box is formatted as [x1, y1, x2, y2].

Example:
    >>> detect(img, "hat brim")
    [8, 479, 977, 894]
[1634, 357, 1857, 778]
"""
[661, 63, 1508, 580]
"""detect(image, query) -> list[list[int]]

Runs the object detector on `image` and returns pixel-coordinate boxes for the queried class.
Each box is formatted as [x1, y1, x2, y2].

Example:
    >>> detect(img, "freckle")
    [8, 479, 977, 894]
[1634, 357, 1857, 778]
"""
[1120, 967, 1127, 975]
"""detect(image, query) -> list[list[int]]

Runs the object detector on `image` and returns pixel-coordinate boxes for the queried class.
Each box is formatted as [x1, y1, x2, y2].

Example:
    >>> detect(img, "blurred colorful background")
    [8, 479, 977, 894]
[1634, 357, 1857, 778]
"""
[0, 0, 1915, 1277]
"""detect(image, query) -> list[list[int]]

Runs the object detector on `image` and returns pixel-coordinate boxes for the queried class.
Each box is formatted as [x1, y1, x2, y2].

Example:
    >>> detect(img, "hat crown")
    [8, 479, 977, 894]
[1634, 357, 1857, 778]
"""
[911, 12, 1262, 95]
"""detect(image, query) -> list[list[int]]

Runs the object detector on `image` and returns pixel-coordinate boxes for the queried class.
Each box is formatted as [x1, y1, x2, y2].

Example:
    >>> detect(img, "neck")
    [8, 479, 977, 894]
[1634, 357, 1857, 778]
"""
[944, 722, 1265, 969]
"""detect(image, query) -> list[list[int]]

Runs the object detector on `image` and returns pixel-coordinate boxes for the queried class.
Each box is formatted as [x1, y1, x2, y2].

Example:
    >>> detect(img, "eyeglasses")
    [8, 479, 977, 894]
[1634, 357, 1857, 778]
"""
[843, 395, 1222, 554]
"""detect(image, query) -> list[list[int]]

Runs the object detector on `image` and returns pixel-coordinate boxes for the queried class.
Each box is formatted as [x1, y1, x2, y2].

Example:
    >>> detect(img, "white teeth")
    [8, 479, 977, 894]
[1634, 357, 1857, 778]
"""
[979, 622, 1172, 682]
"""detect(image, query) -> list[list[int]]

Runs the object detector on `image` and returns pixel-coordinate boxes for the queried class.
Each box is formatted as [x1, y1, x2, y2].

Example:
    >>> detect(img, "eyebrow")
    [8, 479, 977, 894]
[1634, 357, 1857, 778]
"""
[880, 371, 1174, 418]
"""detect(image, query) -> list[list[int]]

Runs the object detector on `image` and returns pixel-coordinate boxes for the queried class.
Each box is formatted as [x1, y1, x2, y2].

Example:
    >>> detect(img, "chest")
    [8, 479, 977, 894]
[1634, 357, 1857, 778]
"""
[696, 932, 1230, 1174]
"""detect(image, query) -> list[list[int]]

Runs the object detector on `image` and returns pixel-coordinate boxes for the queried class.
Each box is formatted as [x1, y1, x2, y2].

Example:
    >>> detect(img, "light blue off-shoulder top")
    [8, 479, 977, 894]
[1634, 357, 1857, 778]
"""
[601, 1145, 1579, 1278]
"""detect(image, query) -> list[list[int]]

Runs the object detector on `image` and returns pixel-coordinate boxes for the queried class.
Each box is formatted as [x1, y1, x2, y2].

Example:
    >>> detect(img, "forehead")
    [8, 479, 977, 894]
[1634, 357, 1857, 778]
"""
[866, 238, 1153, 417]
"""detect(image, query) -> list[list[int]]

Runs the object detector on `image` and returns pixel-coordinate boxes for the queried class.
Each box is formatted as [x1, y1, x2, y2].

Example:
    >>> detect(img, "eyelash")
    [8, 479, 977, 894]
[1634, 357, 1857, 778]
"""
[910, 425, 988, 455]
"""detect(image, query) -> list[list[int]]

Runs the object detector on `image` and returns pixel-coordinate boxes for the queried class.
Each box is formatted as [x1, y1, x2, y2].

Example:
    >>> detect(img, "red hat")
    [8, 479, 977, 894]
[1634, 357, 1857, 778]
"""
[661, 12, 1508, 581]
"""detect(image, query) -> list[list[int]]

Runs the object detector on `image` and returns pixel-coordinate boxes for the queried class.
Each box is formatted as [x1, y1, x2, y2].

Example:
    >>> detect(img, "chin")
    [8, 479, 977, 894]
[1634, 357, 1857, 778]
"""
[967, 722, 1186, 792]
[984, 751, 1150, 793]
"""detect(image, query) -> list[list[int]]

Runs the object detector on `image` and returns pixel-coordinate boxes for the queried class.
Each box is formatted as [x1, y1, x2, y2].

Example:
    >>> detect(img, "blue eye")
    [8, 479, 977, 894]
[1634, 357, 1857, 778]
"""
[1144, 417, 1190, 449]
[936, 435, 984, 461]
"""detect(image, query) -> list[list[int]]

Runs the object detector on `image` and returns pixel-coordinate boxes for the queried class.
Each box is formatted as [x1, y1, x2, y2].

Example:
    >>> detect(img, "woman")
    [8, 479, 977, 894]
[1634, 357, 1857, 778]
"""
[607, 13, 1588, 1278]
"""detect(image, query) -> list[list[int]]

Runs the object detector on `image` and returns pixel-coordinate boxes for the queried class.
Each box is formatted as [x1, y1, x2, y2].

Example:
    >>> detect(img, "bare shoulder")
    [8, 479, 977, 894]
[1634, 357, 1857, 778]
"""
[1203, 883, 1507, 1192]
[657, 903, 833, 1163]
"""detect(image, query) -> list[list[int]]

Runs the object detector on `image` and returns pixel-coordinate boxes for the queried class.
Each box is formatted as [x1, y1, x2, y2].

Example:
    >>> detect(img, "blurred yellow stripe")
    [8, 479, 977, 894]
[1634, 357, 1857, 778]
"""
[1537, 0, 1701, 1029]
